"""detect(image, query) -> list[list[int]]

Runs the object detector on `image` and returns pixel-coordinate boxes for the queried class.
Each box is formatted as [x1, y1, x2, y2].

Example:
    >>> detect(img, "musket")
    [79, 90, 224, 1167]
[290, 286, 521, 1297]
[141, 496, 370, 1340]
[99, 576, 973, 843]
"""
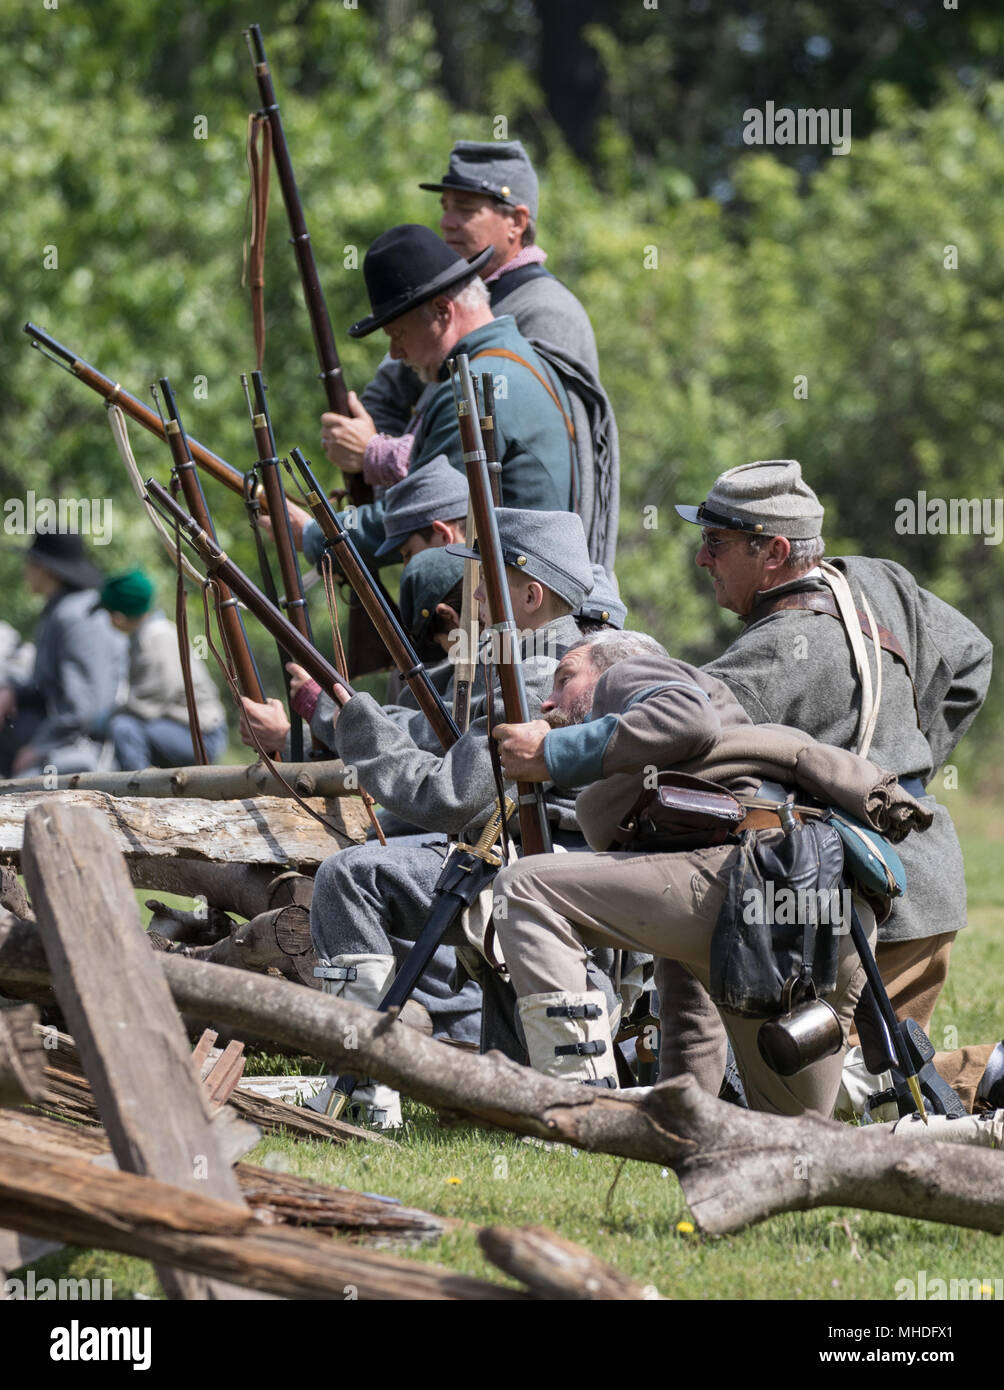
[156, 378, 266, 704]
[480, 372, 503, 506]
[244, 25, 367, 506]
[287, 447, 461, 751]
[24, 323, 254, 500]
[144, 479, 354, 711]
[452, 354, 553, 856]
[245, 25, 394, 678]
[241, 371, 316, 761]
[450, 376, 498, 734]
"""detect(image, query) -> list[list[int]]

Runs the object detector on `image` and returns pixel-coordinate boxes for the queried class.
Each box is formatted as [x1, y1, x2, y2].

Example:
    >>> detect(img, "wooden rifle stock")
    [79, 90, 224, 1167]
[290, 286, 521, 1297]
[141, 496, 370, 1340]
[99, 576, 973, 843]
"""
[145, 480, 354, 711]
[288, 448, 461, 751]
[157, 379, 266, 704]
[480, 372, 503, 506]
[452, 355, 553, 857]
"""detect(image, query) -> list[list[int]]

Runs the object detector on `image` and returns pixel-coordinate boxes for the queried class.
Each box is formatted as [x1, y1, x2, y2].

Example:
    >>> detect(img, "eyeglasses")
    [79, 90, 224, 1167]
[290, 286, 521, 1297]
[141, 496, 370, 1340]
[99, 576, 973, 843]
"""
[700, 530, 745, 557]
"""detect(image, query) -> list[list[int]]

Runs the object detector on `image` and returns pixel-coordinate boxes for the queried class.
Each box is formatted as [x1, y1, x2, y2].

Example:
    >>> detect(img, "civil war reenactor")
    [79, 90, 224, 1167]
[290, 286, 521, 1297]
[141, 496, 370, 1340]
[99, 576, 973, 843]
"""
[239, 510, 645, 1124]
[282, 223, 579, 573]
[670, 460, 995, 1111]
[321, 140, 619, 575]
[0, 533, 126, 779]
[491, 644, 931, 1117]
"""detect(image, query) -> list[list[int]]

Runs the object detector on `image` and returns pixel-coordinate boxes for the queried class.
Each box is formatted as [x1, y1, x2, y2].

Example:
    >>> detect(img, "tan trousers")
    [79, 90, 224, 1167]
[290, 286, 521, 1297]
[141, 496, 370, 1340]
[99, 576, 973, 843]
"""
[660, 926, 976, 1103]
[495, 843, 875, 1118]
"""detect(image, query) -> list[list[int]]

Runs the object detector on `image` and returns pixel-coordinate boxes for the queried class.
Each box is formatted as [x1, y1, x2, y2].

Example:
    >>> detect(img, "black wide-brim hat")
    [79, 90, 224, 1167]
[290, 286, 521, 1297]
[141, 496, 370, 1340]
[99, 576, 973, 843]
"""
[23, 530, 102, 590]
[348, 224, 494, 338]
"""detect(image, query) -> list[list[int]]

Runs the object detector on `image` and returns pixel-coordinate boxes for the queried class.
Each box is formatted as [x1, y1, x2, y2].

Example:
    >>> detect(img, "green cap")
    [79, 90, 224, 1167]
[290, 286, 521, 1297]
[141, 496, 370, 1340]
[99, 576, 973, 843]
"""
[99, 568, 155, 618]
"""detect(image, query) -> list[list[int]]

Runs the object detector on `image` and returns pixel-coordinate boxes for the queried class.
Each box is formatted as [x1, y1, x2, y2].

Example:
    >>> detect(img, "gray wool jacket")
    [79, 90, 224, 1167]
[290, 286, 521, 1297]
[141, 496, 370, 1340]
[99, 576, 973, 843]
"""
[702, 556, 993, 942]
[541, 652, 932, 856]
[311, 614, 585, 839]
[9, 587, 127, 760]
[361, 264, 619, 574]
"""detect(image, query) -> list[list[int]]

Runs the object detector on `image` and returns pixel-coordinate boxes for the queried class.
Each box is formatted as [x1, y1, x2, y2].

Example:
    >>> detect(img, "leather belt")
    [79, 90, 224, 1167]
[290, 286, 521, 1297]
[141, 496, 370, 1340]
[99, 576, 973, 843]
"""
[736, 806, 805, 833]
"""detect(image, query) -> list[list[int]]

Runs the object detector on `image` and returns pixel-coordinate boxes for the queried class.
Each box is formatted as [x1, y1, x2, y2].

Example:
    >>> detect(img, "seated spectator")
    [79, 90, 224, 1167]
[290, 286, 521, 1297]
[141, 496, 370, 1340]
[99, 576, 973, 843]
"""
[0, 533, 126, 778]
[97, 568, 228, 770]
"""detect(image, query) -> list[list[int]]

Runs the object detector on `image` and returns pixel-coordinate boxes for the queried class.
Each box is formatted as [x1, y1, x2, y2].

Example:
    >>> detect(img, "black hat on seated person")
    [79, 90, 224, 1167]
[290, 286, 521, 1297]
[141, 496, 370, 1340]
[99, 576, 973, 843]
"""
[348, 225, 494, 338]
[24, 531, 102, 591]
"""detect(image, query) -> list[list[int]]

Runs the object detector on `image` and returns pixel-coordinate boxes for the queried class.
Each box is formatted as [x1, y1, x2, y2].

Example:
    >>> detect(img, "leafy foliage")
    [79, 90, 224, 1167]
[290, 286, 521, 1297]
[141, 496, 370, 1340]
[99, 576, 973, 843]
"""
[2, 3, 1000, 763]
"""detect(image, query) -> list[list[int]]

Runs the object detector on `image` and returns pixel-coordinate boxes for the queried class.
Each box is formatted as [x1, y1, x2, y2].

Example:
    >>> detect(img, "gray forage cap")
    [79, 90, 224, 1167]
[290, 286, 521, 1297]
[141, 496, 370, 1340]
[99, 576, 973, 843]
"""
[399, 547, 466, 647]
[419, 140, 539, 220]
[446, 508, 593, 611]
[675, 460, 824, 540]
[376, 454, 470, 557]
[575, 564, 627, 628]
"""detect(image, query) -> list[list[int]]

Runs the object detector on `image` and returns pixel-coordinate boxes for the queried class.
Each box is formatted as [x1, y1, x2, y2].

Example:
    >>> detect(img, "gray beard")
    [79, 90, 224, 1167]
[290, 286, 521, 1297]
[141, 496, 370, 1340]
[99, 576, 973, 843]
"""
[544, 695, 592, 729]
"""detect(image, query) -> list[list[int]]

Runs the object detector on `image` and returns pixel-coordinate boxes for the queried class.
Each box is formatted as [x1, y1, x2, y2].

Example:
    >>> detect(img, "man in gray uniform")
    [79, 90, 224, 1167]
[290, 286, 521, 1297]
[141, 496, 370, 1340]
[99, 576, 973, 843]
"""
[490, 645, 928, 1116]
[240, 509, 596, 1121]
[320, 141, 618, 573]
[661, 460, 992, 1096]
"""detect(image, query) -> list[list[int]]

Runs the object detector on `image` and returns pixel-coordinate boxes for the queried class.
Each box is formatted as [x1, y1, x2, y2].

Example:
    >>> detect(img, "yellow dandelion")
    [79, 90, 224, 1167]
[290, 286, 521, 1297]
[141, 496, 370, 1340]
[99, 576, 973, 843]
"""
[445, 1176, 463, 1186]
[676, 1220, 695, 1235]
[980, 1282, 993, 1296]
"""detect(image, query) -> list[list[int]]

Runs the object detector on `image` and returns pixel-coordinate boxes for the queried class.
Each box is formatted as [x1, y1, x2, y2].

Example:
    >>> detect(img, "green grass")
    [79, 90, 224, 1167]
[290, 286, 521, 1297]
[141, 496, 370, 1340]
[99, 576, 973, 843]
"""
[14, 790, 1004, 1301]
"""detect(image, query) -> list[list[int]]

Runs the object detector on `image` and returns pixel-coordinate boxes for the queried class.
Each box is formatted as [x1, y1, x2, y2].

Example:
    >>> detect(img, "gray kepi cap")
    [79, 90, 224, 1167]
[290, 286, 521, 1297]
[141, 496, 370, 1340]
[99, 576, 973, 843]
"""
[675, 460, 824, 540]
[399, 547, 466, 647]
[377, 455, 470, 558]
[575, 564, 627, 628]
[446, 508, 593, 611]
[419, 140, 539, 220]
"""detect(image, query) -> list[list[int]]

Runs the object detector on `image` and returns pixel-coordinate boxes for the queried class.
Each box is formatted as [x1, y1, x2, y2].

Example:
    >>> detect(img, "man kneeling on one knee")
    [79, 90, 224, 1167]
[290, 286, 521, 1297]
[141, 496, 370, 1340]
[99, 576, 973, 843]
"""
[493, 645, 931, 1118]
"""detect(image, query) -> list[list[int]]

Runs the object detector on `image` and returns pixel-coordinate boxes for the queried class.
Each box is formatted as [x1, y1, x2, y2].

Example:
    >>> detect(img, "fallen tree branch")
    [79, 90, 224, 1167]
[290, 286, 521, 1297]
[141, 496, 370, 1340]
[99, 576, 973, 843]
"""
[0, 760, 353, 801]
[3, 912, 1002, 1237]
[0, 1138, 524, 1301]
[0, 1002, 45, 1108]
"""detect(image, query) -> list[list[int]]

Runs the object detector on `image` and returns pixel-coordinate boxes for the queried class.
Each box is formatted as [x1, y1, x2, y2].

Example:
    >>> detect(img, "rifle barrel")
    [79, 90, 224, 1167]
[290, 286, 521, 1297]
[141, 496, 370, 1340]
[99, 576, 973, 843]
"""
[245, 25, 369, 508]
[289, 447, 461, 751]
[454, 354, 552, 856]
[145, 478, 354, 708]
[23, 322, 283, 507]
[158, 377, 266, 704]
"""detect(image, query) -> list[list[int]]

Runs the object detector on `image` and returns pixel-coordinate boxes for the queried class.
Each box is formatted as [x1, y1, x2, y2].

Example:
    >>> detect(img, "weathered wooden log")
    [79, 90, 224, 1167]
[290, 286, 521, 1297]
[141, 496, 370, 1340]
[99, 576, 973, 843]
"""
[146, 900, 237, 945]
[0, 1138, 526, 1300]
[34, 1023, 390, 1148]
[0, 1002, 45, 1108]
[21, 802, 256, 1300]
[0, 867, 30, 920]
[4, 909, 1002, 1237]
[0, 1108, 443, 1246]
[0, 789, 368, 874]
[134, 862, 281, 919]
[185, 905, 318, 988]
[0, 760, 353, 801]
[477, 1225, 661, 1300]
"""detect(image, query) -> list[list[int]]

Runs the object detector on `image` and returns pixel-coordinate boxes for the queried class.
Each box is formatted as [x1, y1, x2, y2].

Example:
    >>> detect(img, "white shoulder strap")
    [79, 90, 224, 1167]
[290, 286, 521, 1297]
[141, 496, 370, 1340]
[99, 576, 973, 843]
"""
[819, 560, 880, 758]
